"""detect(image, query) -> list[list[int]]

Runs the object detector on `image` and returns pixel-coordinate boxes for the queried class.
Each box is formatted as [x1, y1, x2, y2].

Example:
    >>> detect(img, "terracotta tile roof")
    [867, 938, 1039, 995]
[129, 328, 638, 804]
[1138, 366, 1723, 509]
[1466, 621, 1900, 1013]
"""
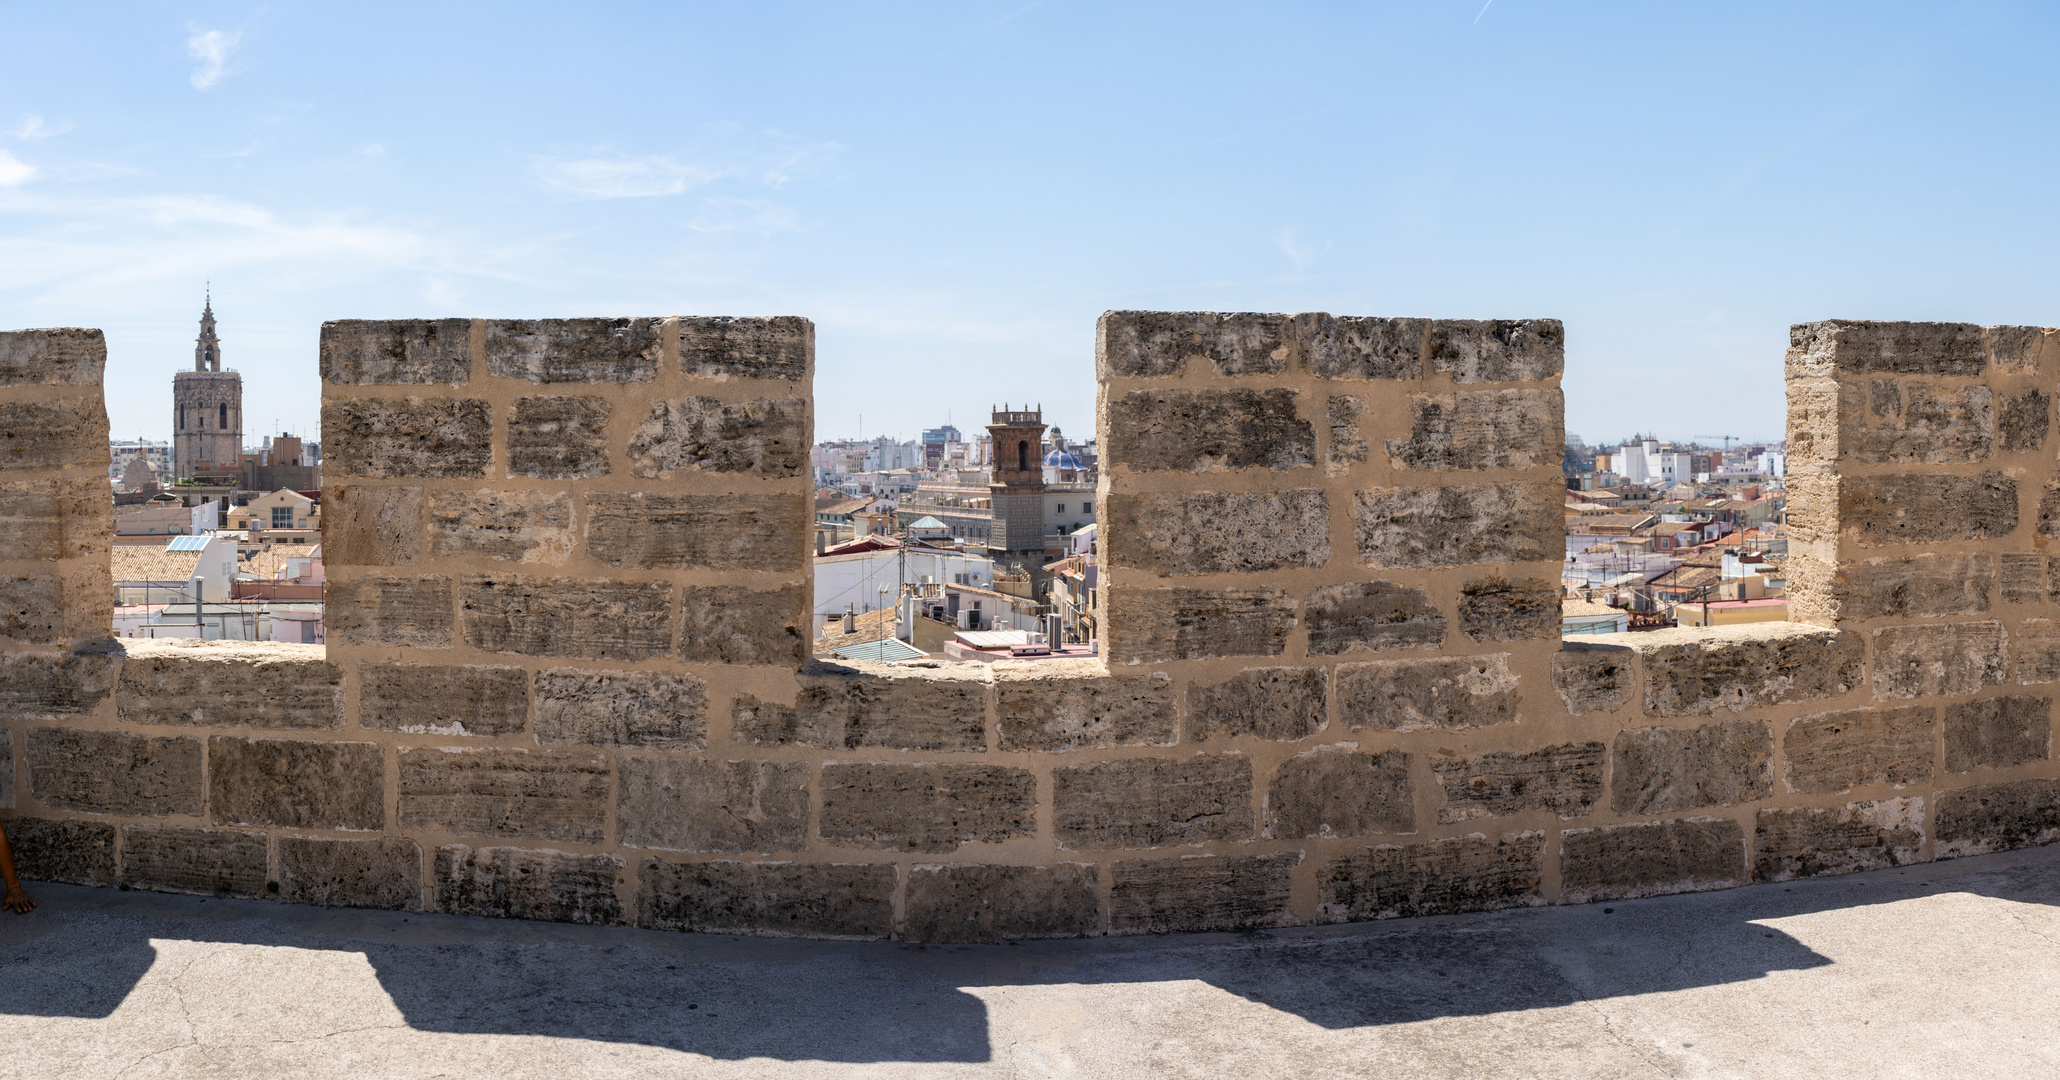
[111, 546, 204, 584]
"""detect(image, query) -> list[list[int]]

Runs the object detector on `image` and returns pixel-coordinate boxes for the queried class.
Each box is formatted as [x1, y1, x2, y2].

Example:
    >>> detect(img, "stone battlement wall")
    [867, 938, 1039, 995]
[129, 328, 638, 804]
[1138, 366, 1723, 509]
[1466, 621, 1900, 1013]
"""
[0, 315, 2056, 942]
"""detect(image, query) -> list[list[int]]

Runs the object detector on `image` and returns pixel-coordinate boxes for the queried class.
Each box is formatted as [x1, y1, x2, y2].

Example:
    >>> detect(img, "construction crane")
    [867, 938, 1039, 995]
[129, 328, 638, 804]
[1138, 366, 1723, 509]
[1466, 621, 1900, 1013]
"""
[1694, 434, 1740, 452]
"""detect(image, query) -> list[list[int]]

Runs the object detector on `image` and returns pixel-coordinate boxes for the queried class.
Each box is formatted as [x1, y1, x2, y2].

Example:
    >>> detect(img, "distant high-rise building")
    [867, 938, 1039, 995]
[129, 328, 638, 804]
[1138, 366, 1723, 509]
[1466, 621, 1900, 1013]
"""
[172, 293, 242, 481]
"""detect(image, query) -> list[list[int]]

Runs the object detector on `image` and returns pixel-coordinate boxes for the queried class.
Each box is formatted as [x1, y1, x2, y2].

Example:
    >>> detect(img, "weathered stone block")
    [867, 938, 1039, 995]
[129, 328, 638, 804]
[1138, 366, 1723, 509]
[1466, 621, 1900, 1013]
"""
[769, 667, 987, 751]
[1552, 646, 1634, 715]
[27, 728, 202, 816]
[427, 490, 573, 563]
[728, 693, 801, 746]
[1104, 388, 1316, 472]
[1559, 817, 1746, 902]
[2000, 553, 2048, 604]
[1641, 628, 1863, 715]
[1434, 743, 1605, 822]
[585, 492, 806, 571]
[0, 644, 119, 719]
[819, 764, 1035, 852]
[1783, 707, 1935, 794]
[209, 737, 384, 830]
[1935, 778, 2060, 857]
[0, 327, 106, 385]
[679, 316, 812, 381]
[1298, 314, 1426, 380]
[1998, 388, 2049, 452]
[1109, 852, 1298, 933]
[1316, 832, 1543, 921]
[1326, 394, 1369, 475]
[1387, 388, 1562, 472]
[0, 575, 62, 643]
[321, 397, 491, 479]
[1610, 719, 1772, 816]
[326, 575, 453, 648]
[1839, 471, 2018, 546]
[0, 398, 105, 473]
[1754, 800, 1924, 881]
[904, 863, 1101, 942]
[1105, 490, 1330, 575]
[1105, 587, 1295, 663]
[1052, 756, 1253, 849]
[484, 317, 660, 382]
[1337, 654, 1518, 732]
[1985, 324, 2058, 373]
[434, 845, 623, 924]
[459, 574, 671, 660]
[4, 817, 115, 886]
[1187, 667, 1326, 741]
[1354, 482, 1561, 569]
[533, 668, 705, 749]
[1097, 310, 1293, 378]
[120, 825, 268, 898]
[276, 836, 423, 910]
[0, 478, 110, 562]
[638, 859, 892, 938]
[1426, 319, 1564, 382]
[1836, 553, 1992, 618]
[507, 395, 611, 479]
[1458, 577, 1560, 642]
[617, 758, 807, 854]
[1944, 695, 2051, 772]
[1841, 380, 1994, 464]
[1304, 580, 1445, 655]
[1267, 748, 1413, 837]
[1871, 621, 2005, 700]
[2013, 618, 2060, 684]
[320, 319, 471, 384]
[117, 641, 342, 729]
[398, 747, 609, 843]
[996, 674, 1176, 752]
[323, 484, 424, 566]
[1786, 320, 1986, 377]
[360, 663, 529, 736]
[626, 396, 808, 478]
[679, 585, 807, 668]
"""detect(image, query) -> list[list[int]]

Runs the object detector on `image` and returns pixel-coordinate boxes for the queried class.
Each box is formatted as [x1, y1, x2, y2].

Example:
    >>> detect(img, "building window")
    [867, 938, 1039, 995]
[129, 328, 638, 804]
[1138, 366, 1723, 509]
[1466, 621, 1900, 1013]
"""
[1055, 503, 1065, 514]
[1017, 441, 1028, 472]
[271, 506, 293, 528]
[1082, 500, 1092, 513]
[219, 403, 229, 428]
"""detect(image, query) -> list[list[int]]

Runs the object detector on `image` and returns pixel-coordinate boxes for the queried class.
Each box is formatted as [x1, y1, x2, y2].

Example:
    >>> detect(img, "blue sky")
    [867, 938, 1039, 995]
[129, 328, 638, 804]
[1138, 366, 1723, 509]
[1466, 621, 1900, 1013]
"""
[4, 2, 2057, 449]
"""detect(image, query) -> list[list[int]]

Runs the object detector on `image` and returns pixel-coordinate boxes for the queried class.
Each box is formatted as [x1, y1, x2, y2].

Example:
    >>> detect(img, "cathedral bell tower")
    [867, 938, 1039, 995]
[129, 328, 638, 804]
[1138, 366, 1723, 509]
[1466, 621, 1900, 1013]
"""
[986, 404, 1048, 566]
[172, 290, 244, 482]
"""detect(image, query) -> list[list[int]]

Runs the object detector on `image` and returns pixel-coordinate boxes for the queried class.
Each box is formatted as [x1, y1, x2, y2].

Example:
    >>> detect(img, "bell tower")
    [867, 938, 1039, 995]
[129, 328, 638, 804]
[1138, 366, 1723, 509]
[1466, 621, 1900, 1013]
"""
[986, 404, 1048, 565]
[172, 289, 244, 482]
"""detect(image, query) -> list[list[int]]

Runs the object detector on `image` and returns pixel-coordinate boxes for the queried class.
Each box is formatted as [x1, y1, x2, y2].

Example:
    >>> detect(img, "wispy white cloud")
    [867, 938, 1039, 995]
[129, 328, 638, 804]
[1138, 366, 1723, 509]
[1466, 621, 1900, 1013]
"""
[187, 28, 242, 90]
[687, 197, 801, 236]
[532, 130, 842, 200]
[357, 143, 388, 158]
[0, 151, 34, 187]
[534, 155, 723, 199]
[8, 116, 72, 140]
[1274, 227, 1325, 271]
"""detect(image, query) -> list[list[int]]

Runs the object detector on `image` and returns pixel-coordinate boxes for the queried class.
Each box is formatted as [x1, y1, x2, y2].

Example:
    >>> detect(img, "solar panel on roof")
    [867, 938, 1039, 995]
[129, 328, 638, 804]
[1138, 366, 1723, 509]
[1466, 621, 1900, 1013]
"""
[831, 638, 928, 662]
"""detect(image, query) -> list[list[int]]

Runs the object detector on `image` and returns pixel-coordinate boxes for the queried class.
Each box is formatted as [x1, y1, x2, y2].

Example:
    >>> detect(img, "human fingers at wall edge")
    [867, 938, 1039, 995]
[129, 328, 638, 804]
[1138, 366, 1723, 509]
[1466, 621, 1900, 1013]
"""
[4, 888, 34, 914]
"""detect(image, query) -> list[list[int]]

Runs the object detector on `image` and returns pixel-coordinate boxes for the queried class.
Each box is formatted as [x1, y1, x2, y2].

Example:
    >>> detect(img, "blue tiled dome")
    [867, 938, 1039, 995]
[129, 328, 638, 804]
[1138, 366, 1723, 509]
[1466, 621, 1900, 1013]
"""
[1043, 450, 1083, 470]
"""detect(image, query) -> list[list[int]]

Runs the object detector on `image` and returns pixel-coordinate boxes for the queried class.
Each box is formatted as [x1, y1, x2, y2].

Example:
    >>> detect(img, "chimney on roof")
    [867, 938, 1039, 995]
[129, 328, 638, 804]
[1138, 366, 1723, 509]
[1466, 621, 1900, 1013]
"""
[843, 606, 856, 634]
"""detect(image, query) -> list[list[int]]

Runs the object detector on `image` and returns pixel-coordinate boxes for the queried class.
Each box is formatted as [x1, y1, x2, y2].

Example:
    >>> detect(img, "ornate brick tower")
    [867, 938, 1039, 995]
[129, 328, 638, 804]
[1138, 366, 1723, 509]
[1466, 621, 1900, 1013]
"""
[172, 292, 242, 481]
[987, 404, 1047, 565]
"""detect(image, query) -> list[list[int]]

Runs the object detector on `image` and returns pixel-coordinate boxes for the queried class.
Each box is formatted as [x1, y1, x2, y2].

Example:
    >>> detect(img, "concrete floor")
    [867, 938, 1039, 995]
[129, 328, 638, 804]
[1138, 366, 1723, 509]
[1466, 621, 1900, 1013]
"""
[3, 849, 2059, 1079]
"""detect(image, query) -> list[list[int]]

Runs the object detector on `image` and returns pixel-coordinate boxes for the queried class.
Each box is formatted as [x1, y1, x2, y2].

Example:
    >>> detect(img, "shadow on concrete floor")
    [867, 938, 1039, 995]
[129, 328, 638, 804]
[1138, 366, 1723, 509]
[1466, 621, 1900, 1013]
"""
[1, 847, 2055, 1064]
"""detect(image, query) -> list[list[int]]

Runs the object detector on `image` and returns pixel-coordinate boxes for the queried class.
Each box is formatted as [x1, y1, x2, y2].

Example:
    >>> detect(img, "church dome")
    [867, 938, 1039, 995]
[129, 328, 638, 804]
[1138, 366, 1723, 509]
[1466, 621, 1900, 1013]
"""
[1042, 450, 1083, 470]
